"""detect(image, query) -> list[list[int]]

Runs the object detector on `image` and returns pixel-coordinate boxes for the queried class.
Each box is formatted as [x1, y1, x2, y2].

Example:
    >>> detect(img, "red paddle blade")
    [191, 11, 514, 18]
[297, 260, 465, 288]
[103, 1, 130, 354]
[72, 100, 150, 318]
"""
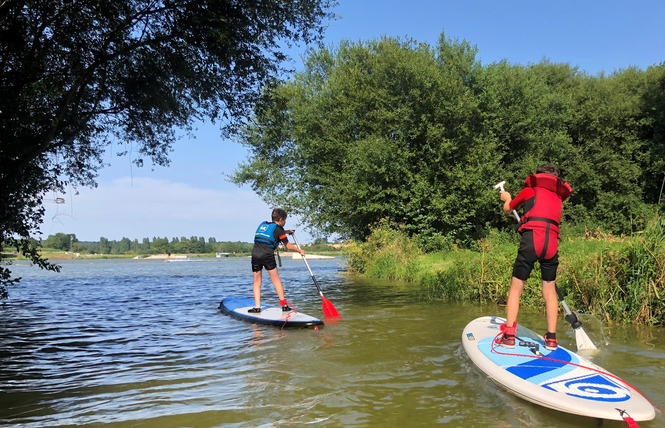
[321, 297, 341, 319]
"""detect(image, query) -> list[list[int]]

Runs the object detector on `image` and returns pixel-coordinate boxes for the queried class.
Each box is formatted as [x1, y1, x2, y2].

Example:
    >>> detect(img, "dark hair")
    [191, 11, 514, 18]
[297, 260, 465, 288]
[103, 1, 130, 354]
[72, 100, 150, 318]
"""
[536, 163, 560, 177]
[271, 208, 287, 222]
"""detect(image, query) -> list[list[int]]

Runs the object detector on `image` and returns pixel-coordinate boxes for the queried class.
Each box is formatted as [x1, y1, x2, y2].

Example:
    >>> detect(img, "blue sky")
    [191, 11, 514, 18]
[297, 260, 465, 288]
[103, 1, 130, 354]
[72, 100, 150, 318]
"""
[41, 0, 665, 243]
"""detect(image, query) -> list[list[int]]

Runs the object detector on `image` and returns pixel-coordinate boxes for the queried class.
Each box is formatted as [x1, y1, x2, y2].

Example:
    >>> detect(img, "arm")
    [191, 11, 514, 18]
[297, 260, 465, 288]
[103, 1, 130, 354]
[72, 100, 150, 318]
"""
[285, 241, 305, 256]
[505, 188, 534, 214]
[282, 228, 304, 255]
[500, 191, 513, 215]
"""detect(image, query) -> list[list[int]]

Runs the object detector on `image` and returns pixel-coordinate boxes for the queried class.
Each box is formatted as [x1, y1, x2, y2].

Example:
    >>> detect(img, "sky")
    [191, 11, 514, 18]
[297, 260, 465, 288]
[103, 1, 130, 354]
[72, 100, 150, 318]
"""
[40, 0, 665, 244]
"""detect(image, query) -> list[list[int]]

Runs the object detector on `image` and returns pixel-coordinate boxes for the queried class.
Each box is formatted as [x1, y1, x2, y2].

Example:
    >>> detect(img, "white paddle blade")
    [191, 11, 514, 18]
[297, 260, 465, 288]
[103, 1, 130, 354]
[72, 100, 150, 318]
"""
[575, 327, 597, 350]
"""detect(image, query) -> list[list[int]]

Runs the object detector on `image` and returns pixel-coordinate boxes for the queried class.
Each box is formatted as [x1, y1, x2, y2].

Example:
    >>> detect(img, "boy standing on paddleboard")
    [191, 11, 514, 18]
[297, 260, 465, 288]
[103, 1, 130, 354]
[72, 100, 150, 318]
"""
[249, 208, 305, 313]
[496, 164, 573, 351]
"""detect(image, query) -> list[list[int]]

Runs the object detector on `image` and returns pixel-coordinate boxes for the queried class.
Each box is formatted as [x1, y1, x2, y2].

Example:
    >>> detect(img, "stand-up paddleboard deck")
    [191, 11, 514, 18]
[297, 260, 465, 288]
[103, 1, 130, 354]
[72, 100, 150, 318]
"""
[219, 297, 324, 328]
[462, 316, 655, 422]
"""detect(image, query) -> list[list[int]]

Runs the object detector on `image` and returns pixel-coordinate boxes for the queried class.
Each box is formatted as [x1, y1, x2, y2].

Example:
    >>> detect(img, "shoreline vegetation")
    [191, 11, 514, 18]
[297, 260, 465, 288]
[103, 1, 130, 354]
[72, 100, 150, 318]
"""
[346, 217, 665, 326]
[1, 248, 344, 261]
[1, 235, 344, 261]
[4, 219, 664, 326]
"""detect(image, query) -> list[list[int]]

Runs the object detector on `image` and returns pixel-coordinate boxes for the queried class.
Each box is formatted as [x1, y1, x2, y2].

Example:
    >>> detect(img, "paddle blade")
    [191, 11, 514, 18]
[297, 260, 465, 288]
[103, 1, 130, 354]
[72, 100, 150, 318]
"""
[574, 327, 597, 351]
[321, 297, 341, 319]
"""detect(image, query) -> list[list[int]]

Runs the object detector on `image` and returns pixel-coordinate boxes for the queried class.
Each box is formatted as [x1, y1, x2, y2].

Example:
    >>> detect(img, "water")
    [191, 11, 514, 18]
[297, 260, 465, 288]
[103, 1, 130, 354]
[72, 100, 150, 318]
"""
[0, 258, 663, 427]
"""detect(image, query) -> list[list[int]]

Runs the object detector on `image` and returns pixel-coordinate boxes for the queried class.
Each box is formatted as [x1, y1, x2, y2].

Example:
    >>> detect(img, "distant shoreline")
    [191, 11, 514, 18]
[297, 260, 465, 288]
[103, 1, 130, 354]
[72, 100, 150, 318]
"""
[2, 250, 344, 261]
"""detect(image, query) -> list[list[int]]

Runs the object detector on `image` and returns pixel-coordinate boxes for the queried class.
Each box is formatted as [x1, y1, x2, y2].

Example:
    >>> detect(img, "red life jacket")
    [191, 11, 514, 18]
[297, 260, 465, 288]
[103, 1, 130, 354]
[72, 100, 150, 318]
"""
[517, 173, 573, 259]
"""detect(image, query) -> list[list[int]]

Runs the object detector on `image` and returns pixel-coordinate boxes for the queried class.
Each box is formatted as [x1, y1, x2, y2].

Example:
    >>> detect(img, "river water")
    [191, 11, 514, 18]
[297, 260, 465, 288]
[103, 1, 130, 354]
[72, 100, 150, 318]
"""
[0, 257, 663, 427]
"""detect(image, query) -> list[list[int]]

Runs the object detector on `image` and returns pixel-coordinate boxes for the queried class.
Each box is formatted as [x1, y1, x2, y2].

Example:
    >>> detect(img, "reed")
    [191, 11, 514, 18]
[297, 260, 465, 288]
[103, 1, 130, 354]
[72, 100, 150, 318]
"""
[346, 217, 665, 325]
[346, 220, 422, 280]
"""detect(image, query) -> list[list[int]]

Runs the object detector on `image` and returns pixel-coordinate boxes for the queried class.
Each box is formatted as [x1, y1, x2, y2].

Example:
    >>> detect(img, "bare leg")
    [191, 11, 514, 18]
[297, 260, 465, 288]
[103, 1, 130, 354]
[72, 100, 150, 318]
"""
[506, 277, 526, 328]
[266, 268, 286, 301]
[542, 280, 558, 333]
[252, 270, 263, 308]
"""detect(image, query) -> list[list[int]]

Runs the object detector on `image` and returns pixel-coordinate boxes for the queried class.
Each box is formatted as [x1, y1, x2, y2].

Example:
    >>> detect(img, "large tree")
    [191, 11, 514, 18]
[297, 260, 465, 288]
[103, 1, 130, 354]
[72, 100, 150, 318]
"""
[0, 0, 335, 296]
[232, 33, 664, 244]
[232, 34, 500, 242]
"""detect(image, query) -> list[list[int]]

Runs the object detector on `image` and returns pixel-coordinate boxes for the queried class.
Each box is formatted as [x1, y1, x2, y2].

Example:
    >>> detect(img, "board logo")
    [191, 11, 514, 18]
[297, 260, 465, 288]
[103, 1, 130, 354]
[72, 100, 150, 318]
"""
[466, 333, 475, 341]
[542, 373, 630, 402]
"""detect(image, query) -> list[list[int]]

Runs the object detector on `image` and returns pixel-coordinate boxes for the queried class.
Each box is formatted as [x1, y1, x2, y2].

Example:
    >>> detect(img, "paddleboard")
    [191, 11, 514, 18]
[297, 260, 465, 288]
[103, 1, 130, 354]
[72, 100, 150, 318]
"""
[462, 316, 655, 422]
[219, 297, 324, 328]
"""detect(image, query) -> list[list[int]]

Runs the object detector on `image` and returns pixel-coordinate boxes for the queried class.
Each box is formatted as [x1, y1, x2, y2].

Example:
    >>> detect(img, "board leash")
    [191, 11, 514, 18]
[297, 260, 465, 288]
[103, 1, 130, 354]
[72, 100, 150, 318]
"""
[490, 331, 664, 420]
[281, 300, 298, 331]
[617, 409, 640, 428]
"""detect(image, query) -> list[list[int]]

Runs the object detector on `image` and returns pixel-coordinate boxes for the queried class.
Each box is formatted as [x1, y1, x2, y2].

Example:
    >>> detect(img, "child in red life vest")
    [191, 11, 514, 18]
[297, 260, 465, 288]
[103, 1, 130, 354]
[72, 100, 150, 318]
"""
[249, 208, 305, 313]
[497, 164, 573, 351]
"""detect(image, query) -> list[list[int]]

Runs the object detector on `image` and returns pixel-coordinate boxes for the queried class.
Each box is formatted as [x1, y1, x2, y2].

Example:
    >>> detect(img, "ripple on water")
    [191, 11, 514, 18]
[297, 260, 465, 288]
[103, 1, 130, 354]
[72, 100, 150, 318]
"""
[1, 259, 663, 427]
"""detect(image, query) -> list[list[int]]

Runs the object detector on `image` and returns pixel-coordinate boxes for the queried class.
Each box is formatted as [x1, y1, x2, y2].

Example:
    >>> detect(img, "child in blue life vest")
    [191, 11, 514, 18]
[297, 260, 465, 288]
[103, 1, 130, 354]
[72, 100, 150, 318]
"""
[496, 164, 573, 351]
[249, 208, 305, 313]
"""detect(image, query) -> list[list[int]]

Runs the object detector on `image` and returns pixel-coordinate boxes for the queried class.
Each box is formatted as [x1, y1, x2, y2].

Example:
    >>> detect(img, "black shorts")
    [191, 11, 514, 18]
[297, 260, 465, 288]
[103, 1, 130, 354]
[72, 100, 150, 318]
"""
[512, 230, 559, 281]
[251, 243, 277, 272]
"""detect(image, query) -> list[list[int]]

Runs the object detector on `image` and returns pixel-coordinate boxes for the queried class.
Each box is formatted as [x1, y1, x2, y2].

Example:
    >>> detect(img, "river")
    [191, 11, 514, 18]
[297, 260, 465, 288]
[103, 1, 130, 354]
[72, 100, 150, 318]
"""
[0, 257, 663, 427]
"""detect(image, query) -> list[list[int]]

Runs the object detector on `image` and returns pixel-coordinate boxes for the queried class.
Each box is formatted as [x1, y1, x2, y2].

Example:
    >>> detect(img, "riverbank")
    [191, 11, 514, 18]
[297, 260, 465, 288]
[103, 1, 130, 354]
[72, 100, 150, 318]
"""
[1, 249, 345, 261]
[346, 218, 665, 325]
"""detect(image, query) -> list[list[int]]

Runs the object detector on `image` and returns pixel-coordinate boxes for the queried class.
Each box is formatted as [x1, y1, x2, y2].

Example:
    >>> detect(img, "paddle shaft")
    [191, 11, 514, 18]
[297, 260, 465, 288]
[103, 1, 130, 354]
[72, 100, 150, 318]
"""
[555, 285, 583, 329]
[291, 234, 324, 297]
[291, 233, 342, 319]
[291, 234, 341, 319]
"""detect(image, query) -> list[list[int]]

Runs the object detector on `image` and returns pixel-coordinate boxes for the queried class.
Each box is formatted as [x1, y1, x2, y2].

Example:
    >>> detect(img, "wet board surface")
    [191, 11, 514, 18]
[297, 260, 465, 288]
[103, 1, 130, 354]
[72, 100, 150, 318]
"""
[462, 316, 655, 421]
[219, 297, 324, 328]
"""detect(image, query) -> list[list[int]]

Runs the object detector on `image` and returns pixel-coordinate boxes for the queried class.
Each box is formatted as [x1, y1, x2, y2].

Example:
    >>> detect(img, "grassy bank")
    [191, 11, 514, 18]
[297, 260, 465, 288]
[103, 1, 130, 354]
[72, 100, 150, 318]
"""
[346, 218, 665, 325]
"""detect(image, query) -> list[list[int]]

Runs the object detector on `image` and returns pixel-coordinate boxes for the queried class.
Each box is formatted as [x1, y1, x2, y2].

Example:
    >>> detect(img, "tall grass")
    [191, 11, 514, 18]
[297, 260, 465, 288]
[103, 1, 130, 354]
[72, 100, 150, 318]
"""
[558, 218, 665, 325]
[346, 217, 665, 325]
[346, 220, 423, 280]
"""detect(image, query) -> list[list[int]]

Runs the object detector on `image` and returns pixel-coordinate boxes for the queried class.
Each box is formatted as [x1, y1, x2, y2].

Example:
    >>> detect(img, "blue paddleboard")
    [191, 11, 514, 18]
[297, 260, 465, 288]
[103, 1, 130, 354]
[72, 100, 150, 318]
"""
[462, 316, 655, 421]
[219, 297, 324, 328]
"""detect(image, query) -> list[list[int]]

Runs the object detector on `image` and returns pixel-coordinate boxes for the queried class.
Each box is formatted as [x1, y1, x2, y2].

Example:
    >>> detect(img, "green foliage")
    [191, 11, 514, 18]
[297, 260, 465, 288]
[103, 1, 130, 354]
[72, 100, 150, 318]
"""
[234, 34, 499, 241]
[0, 0, 335, 294]
[350, 219, 665, 325]
[233, 32, 665, 243]
[416, 231, 523, 305]
[346, 220, 422, 280]
[34, 234, 260, 256]
[43, 233, 76, 251]
[76, 236, 254, 255]
[558, 217, 665, 325]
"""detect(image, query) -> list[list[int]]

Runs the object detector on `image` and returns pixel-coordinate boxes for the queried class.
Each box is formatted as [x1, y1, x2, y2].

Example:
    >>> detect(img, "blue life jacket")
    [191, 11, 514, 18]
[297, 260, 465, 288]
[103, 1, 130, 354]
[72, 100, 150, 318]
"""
[254, 221, 279, 249]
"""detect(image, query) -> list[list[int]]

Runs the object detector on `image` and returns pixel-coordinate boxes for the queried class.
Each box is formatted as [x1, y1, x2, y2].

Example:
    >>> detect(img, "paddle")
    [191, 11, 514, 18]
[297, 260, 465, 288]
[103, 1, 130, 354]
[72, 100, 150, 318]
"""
[554, 285, 597, 350]
[291, 233, 341, 319]
[494, 180, 597, 351]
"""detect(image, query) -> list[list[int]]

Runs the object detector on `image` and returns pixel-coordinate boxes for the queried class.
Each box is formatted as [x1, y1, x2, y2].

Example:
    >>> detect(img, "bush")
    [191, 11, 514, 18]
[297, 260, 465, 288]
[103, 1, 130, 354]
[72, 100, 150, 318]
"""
[349, 216, 665, 325]
[557, 216, 665, 324]
[346, 219, 422, 280]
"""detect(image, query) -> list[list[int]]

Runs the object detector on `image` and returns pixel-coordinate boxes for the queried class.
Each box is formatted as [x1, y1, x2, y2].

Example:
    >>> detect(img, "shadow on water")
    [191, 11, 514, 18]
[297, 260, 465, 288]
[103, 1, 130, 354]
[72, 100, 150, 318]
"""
[0, 258, 663, 427]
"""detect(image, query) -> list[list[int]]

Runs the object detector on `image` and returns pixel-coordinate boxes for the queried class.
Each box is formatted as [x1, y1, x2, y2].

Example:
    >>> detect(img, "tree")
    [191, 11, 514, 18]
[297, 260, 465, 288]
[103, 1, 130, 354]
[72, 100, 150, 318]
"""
[112, 237, 132, 254]
[232, 34, 495, 242]
[639, 64, 665, 207]
[0, 0, 336, 295]
[98, 237, 111, 254]
[43, 233, 76, 251]
[232, 32, 663, 242]
[151, 236, 170, 254]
